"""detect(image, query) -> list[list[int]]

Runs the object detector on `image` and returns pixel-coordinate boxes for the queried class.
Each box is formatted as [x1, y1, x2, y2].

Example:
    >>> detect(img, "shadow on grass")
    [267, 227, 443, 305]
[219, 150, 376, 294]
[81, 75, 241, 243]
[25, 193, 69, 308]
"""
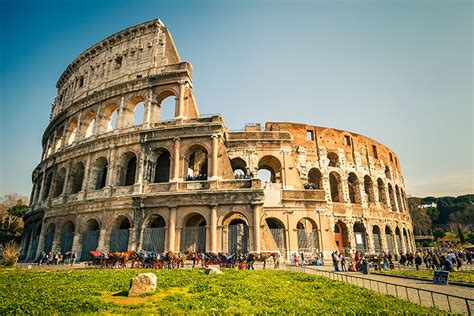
[112, 290, 129, 297]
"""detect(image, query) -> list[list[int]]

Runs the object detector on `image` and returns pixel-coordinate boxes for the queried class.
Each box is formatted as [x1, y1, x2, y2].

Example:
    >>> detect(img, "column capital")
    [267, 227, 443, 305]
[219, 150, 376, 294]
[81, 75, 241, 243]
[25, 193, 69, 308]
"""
[251, 201, 264, 207]
[173, 137, 180, 142]
[211, 133, 223, 139]
[209, 203, 218, 209]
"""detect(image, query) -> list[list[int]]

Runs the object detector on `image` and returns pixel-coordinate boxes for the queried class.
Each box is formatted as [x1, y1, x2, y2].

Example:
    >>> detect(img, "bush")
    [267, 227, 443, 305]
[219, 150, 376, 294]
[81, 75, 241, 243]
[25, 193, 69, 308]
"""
[1, 241, 21, 267]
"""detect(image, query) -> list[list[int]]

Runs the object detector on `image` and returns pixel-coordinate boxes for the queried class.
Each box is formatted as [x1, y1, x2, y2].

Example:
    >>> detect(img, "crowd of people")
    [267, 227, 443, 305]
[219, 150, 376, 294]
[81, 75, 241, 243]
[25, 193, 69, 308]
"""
[401, 249, 471, 272]
[37, 251, 78, 265]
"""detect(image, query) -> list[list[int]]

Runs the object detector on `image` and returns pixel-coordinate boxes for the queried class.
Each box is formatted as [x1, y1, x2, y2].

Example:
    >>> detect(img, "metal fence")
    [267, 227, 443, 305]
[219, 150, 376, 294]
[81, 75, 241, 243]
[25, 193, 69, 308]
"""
[29, 236, 39, 261]
[270, 228, 286, 256]
[109, 229, 129, 253]
[81, 230, 99, 261]
[142, 227, 166, 253]
[60, 231, 74, 253]
[43, 233, 54, 253]
[387, 263, 474, 284]
[228, 225, 249, 253]
[297, 229, 318, 252]
[285, 265, 473, 315]
[180, 226, 206, 252]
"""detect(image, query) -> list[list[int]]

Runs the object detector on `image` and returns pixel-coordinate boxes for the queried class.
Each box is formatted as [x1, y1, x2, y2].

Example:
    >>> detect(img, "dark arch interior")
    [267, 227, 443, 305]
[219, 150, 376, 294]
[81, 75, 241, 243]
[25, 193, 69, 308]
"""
[154, 151, 171, 183]
[265, 218, 284, 229]
[186, 214, 206, 227]
[148, 216, 166, 228]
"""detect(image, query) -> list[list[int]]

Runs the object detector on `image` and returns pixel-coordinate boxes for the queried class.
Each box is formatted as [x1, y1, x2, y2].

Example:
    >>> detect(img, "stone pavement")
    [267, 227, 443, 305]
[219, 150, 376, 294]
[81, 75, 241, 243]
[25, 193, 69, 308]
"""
[286, 264, 474, 314]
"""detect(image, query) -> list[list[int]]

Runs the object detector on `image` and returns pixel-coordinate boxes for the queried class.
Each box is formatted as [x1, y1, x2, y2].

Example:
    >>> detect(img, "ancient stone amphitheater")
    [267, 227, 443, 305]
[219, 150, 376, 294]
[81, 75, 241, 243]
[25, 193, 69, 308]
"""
[21, 19, 414, 262]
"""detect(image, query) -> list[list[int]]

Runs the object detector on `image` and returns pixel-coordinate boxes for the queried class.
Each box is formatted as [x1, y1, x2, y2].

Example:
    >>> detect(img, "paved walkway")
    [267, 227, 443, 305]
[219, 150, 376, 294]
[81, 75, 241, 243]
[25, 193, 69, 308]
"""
[286, 265, 473, 314]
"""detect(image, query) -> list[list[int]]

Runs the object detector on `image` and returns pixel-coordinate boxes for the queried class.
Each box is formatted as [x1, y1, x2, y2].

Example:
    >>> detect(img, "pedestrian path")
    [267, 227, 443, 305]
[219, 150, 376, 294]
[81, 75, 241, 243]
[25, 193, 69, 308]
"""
[285, 265, 473, 314]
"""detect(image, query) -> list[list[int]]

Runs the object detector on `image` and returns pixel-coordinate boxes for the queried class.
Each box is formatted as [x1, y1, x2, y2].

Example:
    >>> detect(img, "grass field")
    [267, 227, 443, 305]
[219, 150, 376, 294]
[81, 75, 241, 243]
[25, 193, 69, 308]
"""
[376, 269, 474, 284]
[0, 268, 442, 314]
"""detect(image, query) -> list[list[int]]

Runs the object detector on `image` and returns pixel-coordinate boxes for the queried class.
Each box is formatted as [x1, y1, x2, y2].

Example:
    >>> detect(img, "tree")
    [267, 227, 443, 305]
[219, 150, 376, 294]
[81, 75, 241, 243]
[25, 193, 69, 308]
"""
[426, 207, 440, 222]
[407, 197, 432, 235]
[0, 194, 29, 236]
[432, 228, 445, 240]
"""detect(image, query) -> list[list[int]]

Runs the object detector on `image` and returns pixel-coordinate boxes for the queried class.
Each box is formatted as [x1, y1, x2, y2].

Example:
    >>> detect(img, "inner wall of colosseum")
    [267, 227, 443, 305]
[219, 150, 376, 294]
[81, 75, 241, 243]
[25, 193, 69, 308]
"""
[21, 19, 414, 262]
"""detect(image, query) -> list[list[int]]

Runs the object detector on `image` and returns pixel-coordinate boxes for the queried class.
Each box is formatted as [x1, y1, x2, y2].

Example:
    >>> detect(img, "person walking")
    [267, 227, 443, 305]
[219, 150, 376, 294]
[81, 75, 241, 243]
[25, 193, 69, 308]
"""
[339, 252, 346, 272]
[300, 251, 305, 267]
[71, 251, 77, 266]
[332, 251, 339, 272]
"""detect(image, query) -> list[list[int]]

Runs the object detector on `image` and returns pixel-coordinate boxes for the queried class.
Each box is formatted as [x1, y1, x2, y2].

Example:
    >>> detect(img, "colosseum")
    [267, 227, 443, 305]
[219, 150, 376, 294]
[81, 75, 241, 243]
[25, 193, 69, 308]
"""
[21, 19, 414, 262]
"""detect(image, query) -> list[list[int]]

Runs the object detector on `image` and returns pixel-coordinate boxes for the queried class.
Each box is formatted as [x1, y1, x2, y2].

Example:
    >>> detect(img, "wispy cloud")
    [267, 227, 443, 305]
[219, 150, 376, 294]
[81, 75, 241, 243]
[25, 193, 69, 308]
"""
[406, 173, 473, 197]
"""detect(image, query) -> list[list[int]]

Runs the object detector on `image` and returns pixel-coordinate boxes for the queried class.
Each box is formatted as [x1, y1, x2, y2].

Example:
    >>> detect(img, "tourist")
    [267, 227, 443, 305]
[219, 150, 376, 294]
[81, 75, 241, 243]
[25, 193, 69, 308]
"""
[339, 252, 346, 272]
[320, 251, 324, 266]
[415, 253, 422, 270]
[332, 251, 339, 272]
[71, 251, 77, 265]
[300, 251, 305, 267]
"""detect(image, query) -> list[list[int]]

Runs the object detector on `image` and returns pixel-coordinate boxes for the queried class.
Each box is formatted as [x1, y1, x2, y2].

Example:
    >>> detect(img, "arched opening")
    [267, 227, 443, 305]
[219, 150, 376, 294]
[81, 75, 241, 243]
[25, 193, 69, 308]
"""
[90, 157, 108, 190]
[180, 214, 206, 252]
[159, 94, 177, 121]
[101, 103, 119, 133]
[385, 226, 394, 254]
[377, 178, 386, 205]
[224, 213, 249, 254]
[142, 215, 166, 252]
[395, 227, 402, 254]
[81, 219, 100, 261]
[60, 221, 75, 253]
[54, 125, 64, 151]
[109, 216, 131, 252]
[258, 155, 282, 184]
[364, 176, 375, 203]
[401, 189, 408, 213]
[53, 167, 66, 197]
[334, 221, 349, 254]
[33, 173, 43, 203]
[28, 224, 42, 261]
[118, 152, 137, 186]
[403, 228, 410, 253]
[296, 218, 319, 252]
[42, 170, 53, 201]
[153, 150, 171, 183]
[353, 222, 367, 252]
[327, 152, 339, 167]
[388, 184, 397, 211]
[230, 158, 248, 179]
[329, 171, 343, 202]
[395, 185, 403, 212]
[373, 225, 382, 253]
[307, 168, 322, 189]
[133, 101, 145, 126]
[265, 218, 287, 256]
[66, 117, 78, 145]
[186, 146, 208, 181]
[83, 111, 96, 138]
[347, 172, 361, 204]
[385, 166, 391, 180]
[69, 162, 85, 194]
[43, 223, 55, 253]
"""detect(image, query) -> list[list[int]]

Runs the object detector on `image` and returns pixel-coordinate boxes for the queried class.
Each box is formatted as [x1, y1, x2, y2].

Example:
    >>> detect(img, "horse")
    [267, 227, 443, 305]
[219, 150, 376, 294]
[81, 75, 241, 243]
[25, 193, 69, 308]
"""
[246, 252, 278, 270]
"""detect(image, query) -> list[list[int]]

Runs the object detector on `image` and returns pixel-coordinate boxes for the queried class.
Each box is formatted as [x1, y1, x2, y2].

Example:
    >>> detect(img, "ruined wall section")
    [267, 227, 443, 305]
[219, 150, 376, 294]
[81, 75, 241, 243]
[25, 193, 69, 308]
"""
[52, 19, 179, 119]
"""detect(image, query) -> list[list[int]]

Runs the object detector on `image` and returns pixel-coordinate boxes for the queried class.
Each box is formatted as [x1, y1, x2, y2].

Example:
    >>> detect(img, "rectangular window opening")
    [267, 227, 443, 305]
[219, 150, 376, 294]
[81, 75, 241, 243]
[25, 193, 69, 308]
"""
[389, 153, 393, 162]
[306, 130, 314, 141]
[344, 135, 351, 146]
[372, 145, 378, 159]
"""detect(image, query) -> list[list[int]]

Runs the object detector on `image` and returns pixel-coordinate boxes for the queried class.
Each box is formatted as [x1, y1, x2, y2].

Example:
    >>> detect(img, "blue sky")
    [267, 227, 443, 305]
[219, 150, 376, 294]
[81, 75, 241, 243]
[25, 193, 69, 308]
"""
[0, 0, 472, 198]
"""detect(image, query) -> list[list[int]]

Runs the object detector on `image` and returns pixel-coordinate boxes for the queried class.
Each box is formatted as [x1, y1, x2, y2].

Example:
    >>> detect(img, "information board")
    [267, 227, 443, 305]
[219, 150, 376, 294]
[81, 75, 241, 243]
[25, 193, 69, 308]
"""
[433, 270, 449, 285]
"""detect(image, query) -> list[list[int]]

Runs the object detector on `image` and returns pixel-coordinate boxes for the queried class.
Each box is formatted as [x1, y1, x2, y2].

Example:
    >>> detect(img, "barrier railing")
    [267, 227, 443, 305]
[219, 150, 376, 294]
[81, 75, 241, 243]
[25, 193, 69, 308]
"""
[379, 263, 474, 284]
[284, 265, 473, 315]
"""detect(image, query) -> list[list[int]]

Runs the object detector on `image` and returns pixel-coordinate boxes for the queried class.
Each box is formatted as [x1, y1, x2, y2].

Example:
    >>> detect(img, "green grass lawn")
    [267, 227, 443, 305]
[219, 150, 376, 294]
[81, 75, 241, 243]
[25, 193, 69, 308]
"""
[0, 268, 442, 314]
[376, 269, 474, 284]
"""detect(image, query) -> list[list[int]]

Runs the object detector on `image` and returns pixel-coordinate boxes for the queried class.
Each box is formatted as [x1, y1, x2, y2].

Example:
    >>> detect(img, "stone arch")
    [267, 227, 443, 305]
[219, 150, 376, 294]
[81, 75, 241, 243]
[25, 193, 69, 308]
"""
[151, 148, 171, 183]
[109, 215, 132, 252]
[264, 217, 287, 255]
[388, 184, 397, 211]
[372, 225, 382, 252]
[66, 116, 78, 145]
[395, 185, 403, 212]
[327, 152, 339, 167]
[42, 170, 54, 201]
[99, 103, 119, 133]
[385, 166, 391, 180]
[117, 151, 138, 186]
[403, 227, 410, 253]
[353, 222, 367, 251]
[33, 173, 44, 203]
[54, 125, 65, 151]
[142, 214, 166, 252]
[156, 89, 178, 121]
[395, 226, 402, 254]
[401, 189, 408, 212]
[258, 155, 282, 183]
[90, 157, 108, 190]
[385, 225, 394, 254]
[69, 161, 85, 194]
[184, 144, 209, 180]
[329, 171, 343, 202]
[230, 157, 247, 178]
[53, 167, 66, 197]
[82, 110, 96, 138]
[223, 212, 250, 253]
[364, 175, 375, 203]
[180, 213, 207, 252]
[123, 96, 146, 127]
[307, 168, 322, 189]
[81, 218, 100, 261]
[59, 220, 75, 253]
[334, 220, 349, 253]
[377, 178, 386, 205]
[296, 217, 319, 252]
[347, 172, 361, 204]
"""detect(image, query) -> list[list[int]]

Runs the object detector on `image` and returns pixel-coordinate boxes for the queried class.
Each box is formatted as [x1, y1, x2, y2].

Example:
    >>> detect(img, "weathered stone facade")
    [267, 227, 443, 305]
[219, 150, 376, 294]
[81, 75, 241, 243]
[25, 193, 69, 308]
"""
[21, 19, 414, 262]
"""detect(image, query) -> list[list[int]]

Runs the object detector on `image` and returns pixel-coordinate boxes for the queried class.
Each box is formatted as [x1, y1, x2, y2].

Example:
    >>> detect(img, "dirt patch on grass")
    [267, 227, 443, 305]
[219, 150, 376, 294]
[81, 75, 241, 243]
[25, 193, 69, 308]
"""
[102, 287, 188, 306]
